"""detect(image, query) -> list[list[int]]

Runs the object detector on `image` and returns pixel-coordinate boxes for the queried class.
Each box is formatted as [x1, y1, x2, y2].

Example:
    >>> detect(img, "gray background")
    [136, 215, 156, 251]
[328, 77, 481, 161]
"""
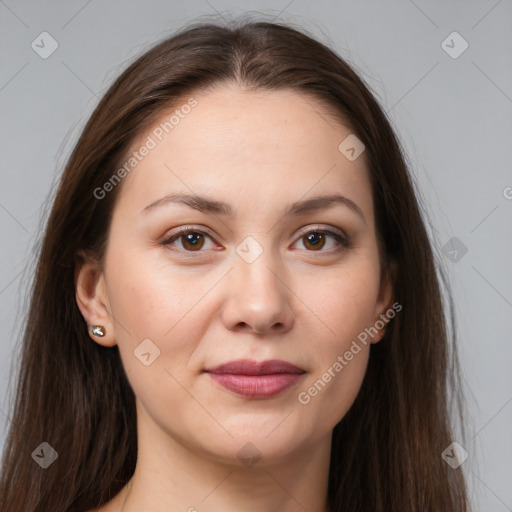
[1, 1, 511, 510]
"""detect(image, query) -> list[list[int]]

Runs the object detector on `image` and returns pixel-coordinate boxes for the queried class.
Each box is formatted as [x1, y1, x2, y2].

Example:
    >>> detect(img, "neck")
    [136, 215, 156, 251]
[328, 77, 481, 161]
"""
[111, 400, 332, 512]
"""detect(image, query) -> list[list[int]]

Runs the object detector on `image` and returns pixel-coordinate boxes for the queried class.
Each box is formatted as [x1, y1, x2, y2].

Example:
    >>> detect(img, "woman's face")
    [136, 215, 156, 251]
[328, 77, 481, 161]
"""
[78, 85, 393, 466]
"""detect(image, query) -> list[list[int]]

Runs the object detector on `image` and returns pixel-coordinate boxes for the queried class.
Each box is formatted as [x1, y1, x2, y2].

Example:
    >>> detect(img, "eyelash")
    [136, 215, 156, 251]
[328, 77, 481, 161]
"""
[161, 225, 351, 256]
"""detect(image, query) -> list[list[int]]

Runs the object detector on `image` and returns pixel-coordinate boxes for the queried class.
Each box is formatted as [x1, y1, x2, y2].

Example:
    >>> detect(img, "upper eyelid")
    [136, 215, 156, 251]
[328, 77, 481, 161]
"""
[295, 224, 347, 239]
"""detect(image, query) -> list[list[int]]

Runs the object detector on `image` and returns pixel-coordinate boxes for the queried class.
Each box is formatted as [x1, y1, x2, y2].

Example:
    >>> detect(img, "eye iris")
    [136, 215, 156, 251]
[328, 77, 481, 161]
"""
[182, 232, 204, 251]
[304, 232, 325, 251]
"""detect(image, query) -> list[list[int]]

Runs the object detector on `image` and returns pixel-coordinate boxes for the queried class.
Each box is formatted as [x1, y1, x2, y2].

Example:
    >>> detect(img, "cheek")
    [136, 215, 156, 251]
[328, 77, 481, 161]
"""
[295, 305, 372, 436]
[293, 297, 371, 440]
[292, 254, 379, 426]
[106, 243, 203, 334]
[104, 244, 213, 381]
[296, 252, 381, 348]
[105, 250, 206, 431]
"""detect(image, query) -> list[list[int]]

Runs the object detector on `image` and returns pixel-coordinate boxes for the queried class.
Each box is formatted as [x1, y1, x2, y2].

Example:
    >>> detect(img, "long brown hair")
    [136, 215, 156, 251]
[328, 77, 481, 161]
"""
[0, 16, 470, 511]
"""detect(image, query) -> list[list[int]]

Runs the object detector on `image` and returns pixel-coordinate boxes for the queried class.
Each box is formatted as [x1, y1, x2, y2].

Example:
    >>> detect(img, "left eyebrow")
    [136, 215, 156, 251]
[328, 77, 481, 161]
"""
[285, 193, 366, 224]
[140, 192, 366, 224]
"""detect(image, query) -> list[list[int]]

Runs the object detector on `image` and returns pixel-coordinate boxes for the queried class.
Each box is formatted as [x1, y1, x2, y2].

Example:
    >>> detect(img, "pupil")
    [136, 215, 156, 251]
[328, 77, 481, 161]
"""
[308, 233, 321, 245]
[186, 233, 200, 245]
[306, 233, 324, 250]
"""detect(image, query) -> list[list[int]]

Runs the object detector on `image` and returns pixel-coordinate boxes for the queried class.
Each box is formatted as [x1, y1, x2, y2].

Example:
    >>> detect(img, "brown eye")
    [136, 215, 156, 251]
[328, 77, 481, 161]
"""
[302, 232, 327, 251]
[295, 229, 350, 253]
[180, 232, 206, 251]
[162, 229, 215, 252]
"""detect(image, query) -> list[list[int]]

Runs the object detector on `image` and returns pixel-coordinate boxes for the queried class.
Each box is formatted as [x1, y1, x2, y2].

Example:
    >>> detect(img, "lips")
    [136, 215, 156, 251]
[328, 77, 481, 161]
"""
[204, 359, 306, 399]
[205, 359, 304, 375]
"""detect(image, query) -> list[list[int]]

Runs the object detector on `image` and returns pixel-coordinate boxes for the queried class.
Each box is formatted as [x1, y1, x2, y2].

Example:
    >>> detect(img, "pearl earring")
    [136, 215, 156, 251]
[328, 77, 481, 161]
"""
[88, 325, 106, 337]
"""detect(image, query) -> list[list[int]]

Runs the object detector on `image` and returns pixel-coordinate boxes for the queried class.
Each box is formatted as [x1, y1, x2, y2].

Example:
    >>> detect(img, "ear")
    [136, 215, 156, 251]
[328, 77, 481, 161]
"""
[371, 258, 397, 344]
[74, 251, 117, 347]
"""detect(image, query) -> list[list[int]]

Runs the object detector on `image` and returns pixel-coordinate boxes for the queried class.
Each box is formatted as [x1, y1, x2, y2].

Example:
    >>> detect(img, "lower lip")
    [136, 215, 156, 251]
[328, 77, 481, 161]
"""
[206, 372, 304, 399]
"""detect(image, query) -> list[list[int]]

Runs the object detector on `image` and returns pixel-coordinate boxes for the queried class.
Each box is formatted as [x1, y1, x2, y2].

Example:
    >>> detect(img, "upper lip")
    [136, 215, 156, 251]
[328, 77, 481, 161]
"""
[204, 359, 305, 375]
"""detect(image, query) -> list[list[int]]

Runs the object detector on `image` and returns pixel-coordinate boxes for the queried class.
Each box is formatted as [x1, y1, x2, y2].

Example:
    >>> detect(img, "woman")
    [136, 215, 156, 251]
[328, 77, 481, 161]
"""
[0, 17, 470, 511]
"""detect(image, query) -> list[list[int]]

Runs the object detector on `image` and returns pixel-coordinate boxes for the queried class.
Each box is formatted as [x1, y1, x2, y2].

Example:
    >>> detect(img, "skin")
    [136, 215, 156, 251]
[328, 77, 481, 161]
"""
[76, 85, 394, 512]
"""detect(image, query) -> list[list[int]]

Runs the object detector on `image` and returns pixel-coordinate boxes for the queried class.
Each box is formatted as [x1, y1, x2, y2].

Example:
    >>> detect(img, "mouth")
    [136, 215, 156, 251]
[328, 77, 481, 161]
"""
[203, 359, 306, 399]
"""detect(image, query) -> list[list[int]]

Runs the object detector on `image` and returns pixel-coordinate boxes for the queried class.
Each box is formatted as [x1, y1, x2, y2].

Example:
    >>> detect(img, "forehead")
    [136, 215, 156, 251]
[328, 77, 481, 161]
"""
[115, 86, 373, 222]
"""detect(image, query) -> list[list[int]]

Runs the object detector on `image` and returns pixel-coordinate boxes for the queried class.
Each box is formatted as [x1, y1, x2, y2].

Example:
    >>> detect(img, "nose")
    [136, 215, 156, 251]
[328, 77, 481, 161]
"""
[220, 249, 294, 335]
